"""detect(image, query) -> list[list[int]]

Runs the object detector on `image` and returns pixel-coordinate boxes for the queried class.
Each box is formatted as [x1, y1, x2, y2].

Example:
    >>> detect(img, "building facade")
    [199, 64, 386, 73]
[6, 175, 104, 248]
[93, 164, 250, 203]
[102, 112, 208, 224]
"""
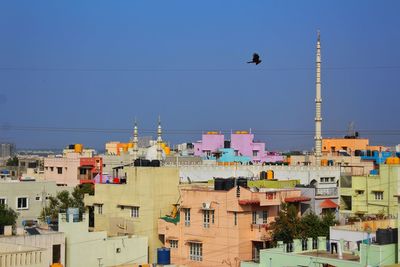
[193, 131, 283, 163]
[339, 164, 400, 218]
[158, 184, 307, 266]
[58, 212, 147, 267]
[0, 180, 72, 226]
[85, 167, 180, 264]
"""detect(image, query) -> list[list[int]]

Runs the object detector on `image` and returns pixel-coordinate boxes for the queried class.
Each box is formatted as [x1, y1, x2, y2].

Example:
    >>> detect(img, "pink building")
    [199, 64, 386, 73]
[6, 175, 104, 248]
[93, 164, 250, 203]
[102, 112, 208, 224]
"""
[158, 184, 308, 266]
[193, 131, 284, 163]
[44, 150, 102, 186]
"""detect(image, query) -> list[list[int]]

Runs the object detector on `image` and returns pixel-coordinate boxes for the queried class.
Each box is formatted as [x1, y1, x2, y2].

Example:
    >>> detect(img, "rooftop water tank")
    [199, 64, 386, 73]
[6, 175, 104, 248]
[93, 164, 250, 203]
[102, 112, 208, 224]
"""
[214, 178, 225, 191]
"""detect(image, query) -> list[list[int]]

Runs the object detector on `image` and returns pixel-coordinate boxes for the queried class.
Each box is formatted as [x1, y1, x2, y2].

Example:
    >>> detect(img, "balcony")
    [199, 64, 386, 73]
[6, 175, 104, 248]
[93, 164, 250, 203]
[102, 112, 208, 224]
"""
[250, 224, 272, 241]
[315, 187, 338, 197]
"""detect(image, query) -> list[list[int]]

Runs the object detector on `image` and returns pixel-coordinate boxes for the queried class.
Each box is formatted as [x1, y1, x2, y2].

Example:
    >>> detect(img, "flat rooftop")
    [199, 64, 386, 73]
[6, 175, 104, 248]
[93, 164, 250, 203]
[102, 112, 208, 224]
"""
[301, 251, 359, 261]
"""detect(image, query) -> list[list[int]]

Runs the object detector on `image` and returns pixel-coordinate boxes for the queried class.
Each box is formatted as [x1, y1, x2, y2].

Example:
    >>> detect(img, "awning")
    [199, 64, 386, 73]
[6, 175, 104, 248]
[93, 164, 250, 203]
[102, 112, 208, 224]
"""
[238, 200, 260, 205]
[285, 196, 311, 203]
[320, 199, 339, 209]
[185, 239, 202, 244]
[166, 236, 179, 241]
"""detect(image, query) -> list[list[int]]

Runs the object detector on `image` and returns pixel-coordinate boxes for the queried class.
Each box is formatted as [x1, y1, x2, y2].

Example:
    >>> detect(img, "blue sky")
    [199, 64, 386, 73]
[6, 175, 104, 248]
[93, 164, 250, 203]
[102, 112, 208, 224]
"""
[0, 1, 399, 151]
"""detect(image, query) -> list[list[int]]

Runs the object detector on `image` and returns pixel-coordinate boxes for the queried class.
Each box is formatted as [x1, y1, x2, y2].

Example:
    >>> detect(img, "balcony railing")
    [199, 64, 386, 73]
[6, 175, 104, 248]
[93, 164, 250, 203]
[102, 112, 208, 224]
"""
[315, 187, 338, 197]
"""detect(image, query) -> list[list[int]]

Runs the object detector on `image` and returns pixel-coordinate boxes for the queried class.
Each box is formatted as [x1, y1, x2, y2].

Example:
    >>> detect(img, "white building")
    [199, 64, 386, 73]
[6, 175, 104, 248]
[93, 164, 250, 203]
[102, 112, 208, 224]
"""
[59, 212, 148, 267]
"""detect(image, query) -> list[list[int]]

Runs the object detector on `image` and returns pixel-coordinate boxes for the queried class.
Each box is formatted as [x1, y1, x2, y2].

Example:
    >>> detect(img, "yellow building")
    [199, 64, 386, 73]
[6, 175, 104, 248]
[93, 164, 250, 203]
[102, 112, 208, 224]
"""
[85, 167, 180, 264]
[339, 164, 400, 218]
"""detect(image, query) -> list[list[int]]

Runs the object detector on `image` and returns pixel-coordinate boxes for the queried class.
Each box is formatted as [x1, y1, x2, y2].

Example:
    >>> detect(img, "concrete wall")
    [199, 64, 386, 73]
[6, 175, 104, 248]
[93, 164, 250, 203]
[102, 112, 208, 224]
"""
[178, 165, 340, 188]
[0, 180, 72, 226]
[0, 232, 65, 267]
[0, 242, 48, 267]
[59, 213, 147, 267]
[241, 242, 397, 267]
[85, 167, 180, 264]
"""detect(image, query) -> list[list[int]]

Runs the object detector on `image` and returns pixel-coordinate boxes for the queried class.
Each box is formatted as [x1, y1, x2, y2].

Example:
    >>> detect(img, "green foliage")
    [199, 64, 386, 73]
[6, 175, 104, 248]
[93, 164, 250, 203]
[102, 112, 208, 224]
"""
[0, 204, 18, 226]
[40, 184, 94, 222]
[271, 203, 301, 243]
[271, 205, 338, 243]
[6, 156, 18, 167]
[300, 212, 321, 239]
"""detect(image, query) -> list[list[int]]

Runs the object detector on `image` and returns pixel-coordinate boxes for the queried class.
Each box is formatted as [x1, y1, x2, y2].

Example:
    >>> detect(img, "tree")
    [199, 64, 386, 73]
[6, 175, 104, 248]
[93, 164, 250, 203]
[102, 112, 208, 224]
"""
[320, 211, 337, 239]
[300, 212, 321, 239]
[6, 156, 18, 167]
[40, 184, 94, 222]
[0, 204, 18, 227]
[271, 203, 301, 243]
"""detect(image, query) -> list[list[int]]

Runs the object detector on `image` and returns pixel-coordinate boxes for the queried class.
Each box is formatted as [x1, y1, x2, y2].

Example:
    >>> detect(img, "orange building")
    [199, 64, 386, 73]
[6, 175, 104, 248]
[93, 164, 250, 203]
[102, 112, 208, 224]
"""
[158, 183, 308, 266]
[322, 138, 369, 155]
[322, 138, 388, 155]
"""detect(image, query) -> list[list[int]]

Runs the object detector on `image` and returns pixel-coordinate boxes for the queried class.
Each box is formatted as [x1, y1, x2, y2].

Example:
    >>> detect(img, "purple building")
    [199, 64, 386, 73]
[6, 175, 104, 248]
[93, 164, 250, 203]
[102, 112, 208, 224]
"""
[193, 131, 284, 163]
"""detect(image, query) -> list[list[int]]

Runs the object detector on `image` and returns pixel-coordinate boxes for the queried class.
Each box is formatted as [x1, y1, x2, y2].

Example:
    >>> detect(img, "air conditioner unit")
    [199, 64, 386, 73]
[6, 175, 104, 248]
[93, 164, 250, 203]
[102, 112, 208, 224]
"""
[202, 202, 211, 209]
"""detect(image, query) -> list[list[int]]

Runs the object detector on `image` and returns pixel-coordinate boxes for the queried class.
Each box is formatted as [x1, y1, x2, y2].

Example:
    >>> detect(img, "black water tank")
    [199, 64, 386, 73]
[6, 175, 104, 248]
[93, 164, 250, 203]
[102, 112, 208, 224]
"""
[224, 141, 231, 149]
[224, 178, 236, 191]
[141, 159, 150, 167]
[377, 229, 391, 244]
[69, 144, 75, 149]
[260, 171, 266, 180]
[151, 160, 161, 167]
[214, 178, 225, 191]
[236, 178, 248, 188]
[388, 228, 398, 243]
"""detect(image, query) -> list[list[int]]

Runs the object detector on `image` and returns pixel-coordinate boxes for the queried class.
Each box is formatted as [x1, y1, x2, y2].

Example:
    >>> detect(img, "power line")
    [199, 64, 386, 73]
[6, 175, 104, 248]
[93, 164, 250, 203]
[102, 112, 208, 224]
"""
[0, 65, 400, 72]
[2, 125, 400, 136]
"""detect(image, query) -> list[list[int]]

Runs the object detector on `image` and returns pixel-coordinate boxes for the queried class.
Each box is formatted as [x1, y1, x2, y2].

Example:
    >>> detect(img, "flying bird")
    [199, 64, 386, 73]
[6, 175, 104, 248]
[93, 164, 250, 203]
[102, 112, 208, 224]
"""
[247, 53, 262, 65]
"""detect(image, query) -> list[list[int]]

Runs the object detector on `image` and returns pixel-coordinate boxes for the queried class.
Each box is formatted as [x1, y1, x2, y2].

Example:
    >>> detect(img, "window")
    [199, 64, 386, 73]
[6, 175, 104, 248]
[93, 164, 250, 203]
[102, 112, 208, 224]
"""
[189, 243, 202, 261]
[320, 177, 334, 183]
[184, 208, 190, 226]
[266, 192, 276, 200]
[35, 196, 41, 201]
[211, 210, 215, 224]
[355, 190, 364, 195]
[374, 192, 383, 200]
[170, 240, 178, 248]
[98, 205, 103, 214]
[234, 212, 238, 226]
[17, 197, 28, 210]
[0, 198, 7, 206]
[234, 150, 239, 156]
[80, 169, 87, 175]
[252, 150, 258, 157]
[57, 167, 63, 174]
[252, 211, 257, 224]
[50, 167, 54, 172]
[203, 210, 210, 228]
[131, 207, 139, 218]
[262, 210, 268, 224]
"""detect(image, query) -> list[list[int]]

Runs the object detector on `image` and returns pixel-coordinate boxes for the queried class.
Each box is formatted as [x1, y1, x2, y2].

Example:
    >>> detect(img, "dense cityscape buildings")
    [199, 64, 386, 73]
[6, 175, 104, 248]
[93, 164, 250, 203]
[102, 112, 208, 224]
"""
[1, 2, 400, 267]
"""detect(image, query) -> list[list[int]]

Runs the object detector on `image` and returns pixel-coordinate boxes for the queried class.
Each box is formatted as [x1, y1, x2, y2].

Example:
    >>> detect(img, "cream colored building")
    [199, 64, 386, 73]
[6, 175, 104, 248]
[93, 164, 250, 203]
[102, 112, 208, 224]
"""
[85, 167, 180, 264]
[0, 242, 48, 267]
[59, 212, 147, 267]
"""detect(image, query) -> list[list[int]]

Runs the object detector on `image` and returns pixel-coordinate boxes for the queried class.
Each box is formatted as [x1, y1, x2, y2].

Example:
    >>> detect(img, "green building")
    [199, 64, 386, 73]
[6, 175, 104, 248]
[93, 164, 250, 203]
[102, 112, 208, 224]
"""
[339, 164, 400, 218]
[241, 238, 397, 267]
